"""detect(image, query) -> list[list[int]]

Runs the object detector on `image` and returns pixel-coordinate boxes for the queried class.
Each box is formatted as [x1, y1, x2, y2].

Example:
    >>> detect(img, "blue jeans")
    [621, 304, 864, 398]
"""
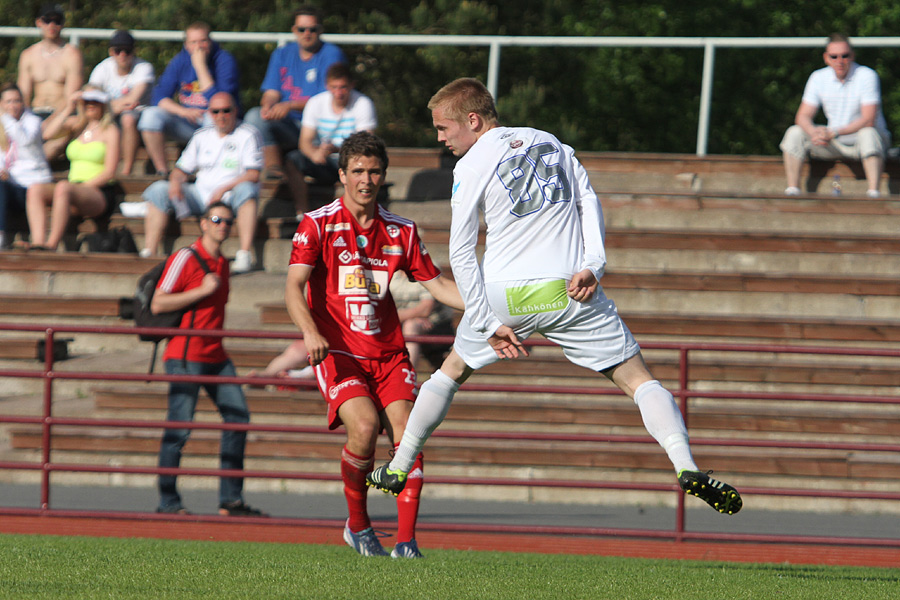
[158, 359, 250, 510]
[286, 150, 340, 185]
[0, 179, 28, 236]
[142, 179, 259, 215]
[138, 106, 213, 145]
[243, 106, 301, 149]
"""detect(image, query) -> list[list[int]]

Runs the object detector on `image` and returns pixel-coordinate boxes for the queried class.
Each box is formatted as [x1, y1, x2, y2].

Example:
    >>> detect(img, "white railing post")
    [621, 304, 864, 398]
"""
[487, 40, 501, 100]
[696, 40, 716, 157]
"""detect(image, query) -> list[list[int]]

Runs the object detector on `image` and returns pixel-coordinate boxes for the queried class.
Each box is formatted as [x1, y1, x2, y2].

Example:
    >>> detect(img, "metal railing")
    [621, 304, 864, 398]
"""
[1, 322, 899, 547]
[3, 27, 900, 156]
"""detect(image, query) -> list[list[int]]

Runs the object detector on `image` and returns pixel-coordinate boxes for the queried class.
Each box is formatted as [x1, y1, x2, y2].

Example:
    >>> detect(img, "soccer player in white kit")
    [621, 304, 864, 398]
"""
[368, 78, 742, 516]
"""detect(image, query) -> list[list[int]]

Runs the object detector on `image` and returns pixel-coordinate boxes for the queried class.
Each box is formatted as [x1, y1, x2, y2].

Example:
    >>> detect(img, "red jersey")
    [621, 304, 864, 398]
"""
[289, 198, 442, 359]
[157, 240, 230, 363]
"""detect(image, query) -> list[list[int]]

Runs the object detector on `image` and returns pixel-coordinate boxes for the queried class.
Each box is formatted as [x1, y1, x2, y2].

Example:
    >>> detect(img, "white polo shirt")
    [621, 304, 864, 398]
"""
[801, 63, 890, 144]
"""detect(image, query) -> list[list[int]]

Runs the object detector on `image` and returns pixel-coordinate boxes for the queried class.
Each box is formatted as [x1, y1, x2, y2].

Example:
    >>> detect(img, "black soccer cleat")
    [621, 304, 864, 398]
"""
[679, 470, 742, 515]
[365, 462, 408, 496]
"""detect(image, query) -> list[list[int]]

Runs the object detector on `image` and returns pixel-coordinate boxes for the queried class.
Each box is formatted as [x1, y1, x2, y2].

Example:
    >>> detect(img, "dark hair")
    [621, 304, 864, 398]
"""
[203, 201, 234, 218]
[0, 82, 22, 97]
[293, 5, 322, 24]
[338, 131, 388, 172]
[326, 63, 353, 83]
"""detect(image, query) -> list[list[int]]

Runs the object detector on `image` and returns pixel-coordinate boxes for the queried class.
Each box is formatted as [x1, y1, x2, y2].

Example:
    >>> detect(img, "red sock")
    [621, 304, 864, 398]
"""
[396, 450, 423, 543]
[341, 446, 374, 532]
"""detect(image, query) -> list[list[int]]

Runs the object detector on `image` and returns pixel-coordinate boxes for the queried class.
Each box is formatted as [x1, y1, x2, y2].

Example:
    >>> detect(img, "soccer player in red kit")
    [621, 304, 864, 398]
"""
[285, 131, 463, 557]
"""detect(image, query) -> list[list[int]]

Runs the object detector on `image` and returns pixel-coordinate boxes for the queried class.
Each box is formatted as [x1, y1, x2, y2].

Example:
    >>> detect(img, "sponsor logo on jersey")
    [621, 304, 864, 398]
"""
[329, 377, 366, 399]
[382, 245, 402, 255]
[345, 297, 381, 335]
[386, 224, 401, 238]
[356, 235, 368, 249]
[500, 132, 513, 139]
[339, 265, 388, 298]
[510, 139, 523, 149]
[452, 181, 460, 195]
[333, 237, 347, 247]
[337, 250, 388, 267]
[293, 232, 309, 245]
[325, 223, 351, 232]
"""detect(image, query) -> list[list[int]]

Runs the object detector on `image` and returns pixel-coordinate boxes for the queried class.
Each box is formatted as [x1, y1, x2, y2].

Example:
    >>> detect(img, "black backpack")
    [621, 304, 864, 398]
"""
[133, 247, 211, 372]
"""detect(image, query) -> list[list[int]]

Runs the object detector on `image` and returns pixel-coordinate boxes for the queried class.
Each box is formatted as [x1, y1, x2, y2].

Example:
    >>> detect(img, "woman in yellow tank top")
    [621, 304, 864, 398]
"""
[26, 85, 119, 250]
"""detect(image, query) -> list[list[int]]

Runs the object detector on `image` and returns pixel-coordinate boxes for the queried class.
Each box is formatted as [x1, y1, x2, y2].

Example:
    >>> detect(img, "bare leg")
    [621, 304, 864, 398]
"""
[782, 151, 804, 191]
[862, 155, 884, 194]
[235, 199, 258, 253]
[263, 145, 283, 173]
[141, 130, 169, 175]
[25, 183, 54, 247]
[143, 203, 169, 255]
[284, 159, 309, 216]
[46, 183, 107, 250]
[119, 113, 139, 175]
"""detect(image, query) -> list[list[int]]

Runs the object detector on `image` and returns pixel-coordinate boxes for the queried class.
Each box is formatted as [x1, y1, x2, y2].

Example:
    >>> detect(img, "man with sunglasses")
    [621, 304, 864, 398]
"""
[780, 33, 891, 198]
[152, 201, 265, 517]
[88, 30, 155, 175]
[244, 5, 346, 179]
[141, 92, 262, 273]
[16, 3, 83, 159]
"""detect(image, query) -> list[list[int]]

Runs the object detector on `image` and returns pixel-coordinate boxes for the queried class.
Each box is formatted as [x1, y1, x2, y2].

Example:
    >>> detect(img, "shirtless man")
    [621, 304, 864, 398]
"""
[17, 4, 83, 159]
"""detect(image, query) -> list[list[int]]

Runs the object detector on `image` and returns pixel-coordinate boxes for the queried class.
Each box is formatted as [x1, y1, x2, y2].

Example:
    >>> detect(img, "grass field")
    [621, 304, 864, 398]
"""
[2, 533, 899, 599]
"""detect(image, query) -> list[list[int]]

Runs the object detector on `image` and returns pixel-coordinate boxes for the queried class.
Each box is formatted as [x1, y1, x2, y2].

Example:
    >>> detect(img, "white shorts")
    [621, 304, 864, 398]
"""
[454, 277, 641, 372]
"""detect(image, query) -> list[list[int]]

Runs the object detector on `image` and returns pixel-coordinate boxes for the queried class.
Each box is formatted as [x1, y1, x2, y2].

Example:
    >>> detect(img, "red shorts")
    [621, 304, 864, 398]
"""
[314, 351, 417, 430]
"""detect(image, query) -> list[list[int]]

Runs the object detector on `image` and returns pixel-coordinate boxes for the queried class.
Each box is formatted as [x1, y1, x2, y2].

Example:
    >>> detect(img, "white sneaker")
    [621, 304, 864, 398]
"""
[866, 189, 881, 198]
[784, 186, 801, 196]
[139, 248, 153, 258]
[232, 249, 253, 273]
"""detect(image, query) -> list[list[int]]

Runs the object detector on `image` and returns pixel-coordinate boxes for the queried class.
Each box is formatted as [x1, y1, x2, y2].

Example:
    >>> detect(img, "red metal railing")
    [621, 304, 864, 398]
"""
[1, 322, 899, 547]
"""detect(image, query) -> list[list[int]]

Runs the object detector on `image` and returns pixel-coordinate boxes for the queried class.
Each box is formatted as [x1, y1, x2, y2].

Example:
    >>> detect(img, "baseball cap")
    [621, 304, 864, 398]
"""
[81, 89, 110, 104]
[109, 30, 135, 48]
[39, 3, 65, 20]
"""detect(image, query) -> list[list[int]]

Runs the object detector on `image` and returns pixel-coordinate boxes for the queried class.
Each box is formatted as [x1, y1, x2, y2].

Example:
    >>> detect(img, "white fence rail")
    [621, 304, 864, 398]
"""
[3, 27, 900, 155]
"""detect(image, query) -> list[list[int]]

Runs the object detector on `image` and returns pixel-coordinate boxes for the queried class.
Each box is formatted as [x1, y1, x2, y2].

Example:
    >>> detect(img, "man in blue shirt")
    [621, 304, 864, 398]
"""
[243, 5, 346, 179]
[138, 22, 241, 177]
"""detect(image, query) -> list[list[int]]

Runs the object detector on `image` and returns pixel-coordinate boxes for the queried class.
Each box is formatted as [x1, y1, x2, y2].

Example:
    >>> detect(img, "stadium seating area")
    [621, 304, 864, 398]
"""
[2, 148, 900, 513]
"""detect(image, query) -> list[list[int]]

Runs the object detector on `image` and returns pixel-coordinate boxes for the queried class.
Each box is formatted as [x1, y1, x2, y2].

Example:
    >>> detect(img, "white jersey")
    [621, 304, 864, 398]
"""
[0, 111, 52, 187]
[301, 89, 377, 149]
[88, 57, 155, 106]
[449, 126, 606, 337]
[176, 123, 263, 204]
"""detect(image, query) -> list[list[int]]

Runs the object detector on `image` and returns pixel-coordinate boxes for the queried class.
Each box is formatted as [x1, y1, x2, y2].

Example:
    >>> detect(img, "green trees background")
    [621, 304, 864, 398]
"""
[2, 0, 900, 155]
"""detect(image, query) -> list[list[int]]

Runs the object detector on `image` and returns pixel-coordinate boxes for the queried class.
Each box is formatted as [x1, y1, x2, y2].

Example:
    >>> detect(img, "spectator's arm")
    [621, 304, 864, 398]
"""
[63, 46, 84, 102]
[833, 102, 878, 137]
[17, 48, 33, 106]
[208, 169, 259, 204]
[202, 50, 240, 102]
[151, 273, 220, 314]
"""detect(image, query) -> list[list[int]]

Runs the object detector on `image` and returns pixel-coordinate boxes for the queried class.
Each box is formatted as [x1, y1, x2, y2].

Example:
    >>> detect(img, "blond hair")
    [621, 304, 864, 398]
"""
[427, 78, 499, 125]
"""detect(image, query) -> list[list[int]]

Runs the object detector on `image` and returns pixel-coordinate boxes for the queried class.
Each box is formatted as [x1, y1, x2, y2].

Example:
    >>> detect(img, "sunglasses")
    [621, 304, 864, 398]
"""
[112, 47, 133, 55]
[208, 215, 234, 226]
[828, 53, 851, 59]
[41, 16, 63, 25]
[293, 26, 319, 33]
[210, 107, 233, 114]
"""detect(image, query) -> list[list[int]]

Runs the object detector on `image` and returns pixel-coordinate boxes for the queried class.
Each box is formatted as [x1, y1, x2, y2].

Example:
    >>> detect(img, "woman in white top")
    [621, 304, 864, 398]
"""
[0, 82, 53, 249]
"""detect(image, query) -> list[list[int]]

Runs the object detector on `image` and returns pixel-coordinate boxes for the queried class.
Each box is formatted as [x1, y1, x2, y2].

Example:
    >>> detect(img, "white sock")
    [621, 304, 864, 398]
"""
[633, 379, 698, 473]
[390, 369, 460, 472]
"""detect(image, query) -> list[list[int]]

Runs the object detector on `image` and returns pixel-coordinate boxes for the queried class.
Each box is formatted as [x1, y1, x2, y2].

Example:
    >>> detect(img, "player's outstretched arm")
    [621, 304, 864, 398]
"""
[488, 325, 528, 359]
[420, 275, 465, 312]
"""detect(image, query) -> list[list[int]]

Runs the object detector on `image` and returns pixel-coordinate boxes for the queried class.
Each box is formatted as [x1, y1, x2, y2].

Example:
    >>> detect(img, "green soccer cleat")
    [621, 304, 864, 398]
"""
[679, 470, 743, 515]
[365, 462, 408, 496]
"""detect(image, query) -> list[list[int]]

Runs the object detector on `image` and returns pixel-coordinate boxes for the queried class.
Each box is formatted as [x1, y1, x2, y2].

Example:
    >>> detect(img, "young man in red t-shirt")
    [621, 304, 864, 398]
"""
[152, 201, 266, 517]
[285, 132, 463, 557]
